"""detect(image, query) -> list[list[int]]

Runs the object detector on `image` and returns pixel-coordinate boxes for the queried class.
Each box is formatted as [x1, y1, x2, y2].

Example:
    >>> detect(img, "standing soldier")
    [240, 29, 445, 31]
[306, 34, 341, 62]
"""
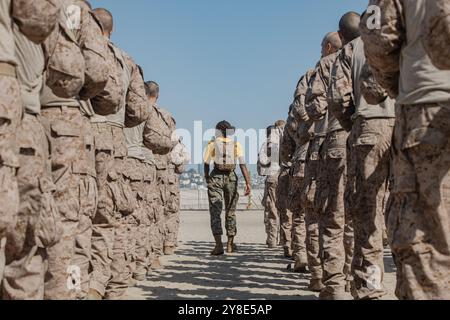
[361, 0, 450, 300]
[142, 81, 177, 269]
[39, 0, 110, 300]
[277, 121, 295, 258]
[164, 138, 190, 255]
[87, 8, 151, 300]
[329, 31, 396, 299]
[1, 0, 62, 300]
[286, 70, 315, 273]
[306, 28, 354, 299]
[258, 124, 282, 248]
[204, 121, 252, 256]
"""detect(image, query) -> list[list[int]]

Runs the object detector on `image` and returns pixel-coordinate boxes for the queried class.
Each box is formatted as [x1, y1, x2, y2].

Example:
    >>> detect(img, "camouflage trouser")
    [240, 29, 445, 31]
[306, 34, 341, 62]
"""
[152, 168, 167, 259]
[104, 157, 139, 300]
[104, 214, 135, 300]
[143, 163, 157, 266]
[277, 168, 293, 251]
[164, 176, 181, 248]
[207, 170, 239, 237]
[263, 175, 280, 246]
[2, 114, 60, 300]
[124, 158, 147, 279]
[73, 175, 97, 299]
[347, 117, 394, 300]
[316, 129, 353, 295]
[0, 75, 22, 287]
[289, 161, 307, 265]
[41, 106, 90, 300]
[89, 140, 115, 297]
[388, 103, 450, 300]
[301, 137, 324, 281]
[89, 123, 135, 297]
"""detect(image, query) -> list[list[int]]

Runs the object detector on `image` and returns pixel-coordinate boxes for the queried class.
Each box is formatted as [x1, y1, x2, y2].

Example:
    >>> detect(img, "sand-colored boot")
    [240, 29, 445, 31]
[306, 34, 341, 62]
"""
[150, 257, 163, 270]
[227, 237, 237, 253]
[308, 279, 325, 292]
[164, 246, 175, 256]
[211, 235, 224, 256]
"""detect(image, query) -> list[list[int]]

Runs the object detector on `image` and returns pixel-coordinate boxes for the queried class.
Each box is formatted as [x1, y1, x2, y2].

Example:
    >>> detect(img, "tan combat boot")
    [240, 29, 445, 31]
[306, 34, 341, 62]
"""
[319, 289, 353, 300]
[308, 279, 325, 292]
[86, 289, 103, 300]
[211, 235, 224, 256]
[133, 273, 146, 282]
[150, 257, 163, 270]
[293, 260, 309, 273]
[164, 246, 175, 256]
[227, 237, 237, 254]
[284, 247, 293, 258]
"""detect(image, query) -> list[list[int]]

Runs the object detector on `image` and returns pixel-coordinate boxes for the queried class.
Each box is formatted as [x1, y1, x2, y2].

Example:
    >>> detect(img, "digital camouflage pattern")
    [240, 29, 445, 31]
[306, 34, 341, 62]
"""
[315, 129, 353, 298]
[70, 0, 109, 100]
[90, 41, 125, 116]
[262, 175, 279, 247]
[301, 136, 324, 282]
[143, 104, 176, 155]
[12, 0, 61, 44]
[42, 11, 85, 99]
[208, 170, 239, 237]
[423, 0, 450, 70]
[362, 0, 450, 300]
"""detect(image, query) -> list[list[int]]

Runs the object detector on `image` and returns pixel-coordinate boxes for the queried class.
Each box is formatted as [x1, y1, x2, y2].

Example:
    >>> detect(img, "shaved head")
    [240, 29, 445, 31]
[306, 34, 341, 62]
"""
[93, 8, 113, 37]
[321, 32, 342, 57]
[145, 81, 159, 99]
[339, 12, 361, 44]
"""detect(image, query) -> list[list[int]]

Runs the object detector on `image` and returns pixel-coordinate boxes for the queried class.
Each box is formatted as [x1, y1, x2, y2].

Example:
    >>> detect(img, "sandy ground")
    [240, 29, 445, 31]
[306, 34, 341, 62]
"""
[125, 210, 397, 300]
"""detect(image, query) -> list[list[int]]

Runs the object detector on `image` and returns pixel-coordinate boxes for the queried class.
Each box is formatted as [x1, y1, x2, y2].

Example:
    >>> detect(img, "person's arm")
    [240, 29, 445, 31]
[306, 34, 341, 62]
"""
[328, 43, 355, 132]
[360, 0, 405, 98]
[204, 163, 211, 183]
[239, 161, 252, 196]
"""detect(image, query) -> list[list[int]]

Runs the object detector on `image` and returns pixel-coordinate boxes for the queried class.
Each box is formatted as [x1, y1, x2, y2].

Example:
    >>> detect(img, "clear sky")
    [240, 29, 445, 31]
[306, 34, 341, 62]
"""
[90, 0, 366, 132]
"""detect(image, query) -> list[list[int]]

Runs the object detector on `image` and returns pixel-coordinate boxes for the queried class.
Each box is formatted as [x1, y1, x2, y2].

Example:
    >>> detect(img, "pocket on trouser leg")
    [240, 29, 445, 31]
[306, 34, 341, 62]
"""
[107, 172, 137, 216]
[0, 166, 19, 240]
[35, 190, 63, 249]
[48, 119, 82, 172]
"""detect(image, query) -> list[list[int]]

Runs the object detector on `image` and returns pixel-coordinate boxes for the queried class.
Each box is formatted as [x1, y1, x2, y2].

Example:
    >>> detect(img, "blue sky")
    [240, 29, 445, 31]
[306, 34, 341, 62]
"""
[90, 0, 366, 133]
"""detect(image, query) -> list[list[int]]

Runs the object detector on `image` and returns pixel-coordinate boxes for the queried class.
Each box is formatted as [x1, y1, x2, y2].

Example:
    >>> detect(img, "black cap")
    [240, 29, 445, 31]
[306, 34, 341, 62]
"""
[216, 120, 236, 136]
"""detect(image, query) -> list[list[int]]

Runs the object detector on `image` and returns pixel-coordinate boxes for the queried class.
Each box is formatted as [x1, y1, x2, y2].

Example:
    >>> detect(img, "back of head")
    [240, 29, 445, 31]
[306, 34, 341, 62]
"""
[144, 81, 159, 99]
[275, 120, 286, 129]
[93, 8, 114, 36]
[339, 12, 361, 44]
[216, 120, 235, 138]
[324, 32, 343, 51]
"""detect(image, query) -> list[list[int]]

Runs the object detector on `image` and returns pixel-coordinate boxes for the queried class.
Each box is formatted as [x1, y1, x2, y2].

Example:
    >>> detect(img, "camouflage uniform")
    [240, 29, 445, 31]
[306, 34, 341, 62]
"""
[142, 105, 176, 266]
[262, 175, 279, 246]
[208, 170, 239, 237]
[329, 37, 396, 300]
[361, 0, 450, 300]
[89, 43, 150, 299]
[0, 0, 25, 290]
[39, 1, 108, 300]
[259, 126, 283, 247]
[142, 149, 157, 272]
[164, 162, 183, 250]
[278, 128, 294, 255]
[287, 70, 315, 268]
[301, 126, 326, 283]
[306, 52, 354, 298]
[152, 154, 169, 259]
[123, 121, 148, 280]
[1, 7, 67, 298]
